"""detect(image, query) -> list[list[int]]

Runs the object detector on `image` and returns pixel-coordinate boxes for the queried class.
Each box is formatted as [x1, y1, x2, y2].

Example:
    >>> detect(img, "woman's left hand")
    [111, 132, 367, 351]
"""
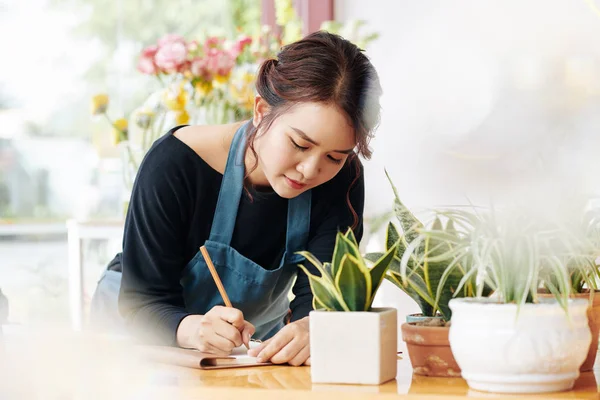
[247, 316, 310, 366]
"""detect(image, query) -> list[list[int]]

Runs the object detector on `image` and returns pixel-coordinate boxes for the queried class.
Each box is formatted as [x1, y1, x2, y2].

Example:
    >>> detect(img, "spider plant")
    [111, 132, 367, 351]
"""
[428, 207, 578, 312]
[540, 201, 600, 295]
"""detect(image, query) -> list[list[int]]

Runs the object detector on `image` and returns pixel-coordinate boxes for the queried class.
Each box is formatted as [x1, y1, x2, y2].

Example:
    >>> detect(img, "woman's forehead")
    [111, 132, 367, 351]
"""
[277, 102, 356, 147]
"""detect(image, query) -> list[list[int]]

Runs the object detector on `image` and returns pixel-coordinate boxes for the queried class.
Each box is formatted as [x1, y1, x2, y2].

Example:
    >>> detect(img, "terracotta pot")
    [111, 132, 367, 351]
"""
[538, 290, 600, 372]
[401, 322, 461, 377]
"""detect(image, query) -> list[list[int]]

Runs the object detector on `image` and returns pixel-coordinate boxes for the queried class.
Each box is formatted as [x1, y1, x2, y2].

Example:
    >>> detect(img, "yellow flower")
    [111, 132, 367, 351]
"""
[194, 81, 213, 104]
[111, 118, 128, 145]
[163, 84, 188, 111]
[175, 110, 190, 125]
[91, 94, 109, 115]
[195, 81, 213, 95]
[134, 108, 155, 130]
[229, 72, 256, 111]
[275, 0, 296, 26]
[213, 73, 231, 85]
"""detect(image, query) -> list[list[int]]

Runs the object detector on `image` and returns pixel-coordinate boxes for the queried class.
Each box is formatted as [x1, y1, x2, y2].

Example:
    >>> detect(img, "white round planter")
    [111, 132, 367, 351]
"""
[449, 298, 591, 394]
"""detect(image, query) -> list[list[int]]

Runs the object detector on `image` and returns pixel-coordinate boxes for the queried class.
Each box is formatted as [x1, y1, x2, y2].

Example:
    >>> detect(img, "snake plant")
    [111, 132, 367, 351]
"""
[297, 228, 398, 311]
[365, 171, 487, 321]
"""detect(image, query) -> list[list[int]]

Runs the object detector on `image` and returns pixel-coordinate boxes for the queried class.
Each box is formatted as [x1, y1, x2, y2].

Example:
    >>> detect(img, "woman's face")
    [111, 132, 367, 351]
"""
[252, 100, 356, 199]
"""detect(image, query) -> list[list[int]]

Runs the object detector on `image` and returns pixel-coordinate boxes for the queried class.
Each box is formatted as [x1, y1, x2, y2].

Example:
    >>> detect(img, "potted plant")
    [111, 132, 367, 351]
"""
[365, 172, 490, 377]
[299, 228, 399, 385]
[444, 208, 592, 394]
[538, 203, 600, 372]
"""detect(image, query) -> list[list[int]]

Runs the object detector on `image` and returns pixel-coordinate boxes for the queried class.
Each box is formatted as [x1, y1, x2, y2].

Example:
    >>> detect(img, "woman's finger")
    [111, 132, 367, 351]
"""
[210, 319, 241, 350]
[212, 306, 246, 330]
[255, 330, 294, 363]
[241, 321, 255, 348]
[282, 342, 310, 366]
[196, 339, 230, 356]
[269, 337, 303, 364]
[247, 338, 270, 357]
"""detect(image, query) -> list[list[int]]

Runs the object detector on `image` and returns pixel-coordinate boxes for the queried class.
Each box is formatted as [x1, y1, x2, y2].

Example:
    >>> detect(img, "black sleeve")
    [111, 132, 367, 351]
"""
[118, 140, 194, 345]
[289, 160, 365, 321]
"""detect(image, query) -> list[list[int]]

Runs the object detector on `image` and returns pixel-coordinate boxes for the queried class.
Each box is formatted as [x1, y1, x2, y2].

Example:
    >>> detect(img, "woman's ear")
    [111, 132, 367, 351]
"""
[252, 96, 269, 128]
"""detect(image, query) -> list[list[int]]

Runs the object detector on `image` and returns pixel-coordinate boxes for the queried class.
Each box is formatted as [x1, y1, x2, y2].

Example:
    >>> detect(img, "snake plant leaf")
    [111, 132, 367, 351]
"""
[386, 271, 435, 317]
[335, 254, 371, 311]
[385, 169, 423, 245]
[368, 242, 399, 308]
[312, 294, 327, 310]
[344, 228, 360, 247]
[331, 230, 363, 278]
[331, 233, 349, 278]
[386, 222, 400, 251]
[421, 217, 463, 320]
[296, 251, 334, 282]
[299, 264, 348, 311]
[432, 254, 466, 320]
[340, 233, 364, 266]
[323, 262, 334, 279]
[364, 252, 384, 263]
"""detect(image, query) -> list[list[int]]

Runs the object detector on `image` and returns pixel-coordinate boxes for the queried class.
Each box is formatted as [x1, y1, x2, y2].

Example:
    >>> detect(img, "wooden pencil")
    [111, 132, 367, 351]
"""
[199, 245, 249, 350]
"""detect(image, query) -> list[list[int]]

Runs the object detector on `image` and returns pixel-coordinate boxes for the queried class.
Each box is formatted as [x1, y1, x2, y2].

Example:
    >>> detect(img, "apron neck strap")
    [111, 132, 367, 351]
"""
[208, 122, 248, 244]
[285, 190, 312, 256]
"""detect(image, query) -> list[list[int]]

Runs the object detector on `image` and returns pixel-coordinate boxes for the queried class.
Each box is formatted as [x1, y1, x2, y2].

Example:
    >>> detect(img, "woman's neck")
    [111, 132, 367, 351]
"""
[244, 146, 271, 189]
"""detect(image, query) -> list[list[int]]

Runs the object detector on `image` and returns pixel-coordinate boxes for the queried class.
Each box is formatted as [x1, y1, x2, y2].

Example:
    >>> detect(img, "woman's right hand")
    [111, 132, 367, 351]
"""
[176, 306, 255, 355]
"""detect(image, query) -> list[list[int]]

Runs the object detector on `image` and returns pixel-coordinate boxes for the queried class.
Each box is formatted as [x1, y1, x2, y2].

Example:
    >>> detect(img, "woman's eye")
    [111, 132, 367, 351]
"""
[328, 155, 343, 164]
[290, 139, 308, 151]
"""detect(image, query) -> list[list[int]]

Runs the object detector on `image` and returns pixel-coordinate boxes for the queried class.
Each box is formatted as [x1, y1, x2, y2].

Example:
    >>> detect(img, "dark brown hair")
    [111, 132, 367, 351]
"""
[245, 31, 383, 229]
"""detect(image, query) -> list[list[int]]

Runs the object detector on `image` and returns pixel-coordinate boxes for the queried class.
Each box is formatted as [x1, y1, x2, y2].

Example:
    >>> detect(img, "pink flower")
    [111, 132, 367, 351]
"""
[230, 35, 252, 58]
[157, 34, 186, 47]
[155, 40, 188, 73]
[203, 36, 225, 53]
[207, 50, 235, 77]
[190, 57, 212, 81]
[137, 45, 159, 74]
[187, 40, 200, 52]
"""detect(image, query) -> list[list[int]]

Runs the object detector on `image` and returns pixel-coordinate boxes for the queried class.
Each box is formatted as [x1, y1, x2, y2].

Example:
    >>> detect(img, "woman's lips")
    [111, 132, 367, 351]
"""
[285, 176, 306, 189]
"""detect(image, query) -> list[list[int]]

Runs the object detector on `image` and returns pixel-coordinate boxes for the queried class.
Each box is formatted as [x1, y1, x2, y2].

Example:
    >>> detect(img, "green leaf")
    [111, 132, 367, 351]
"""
[386, 272, 435, 317]
[368, 242, 398, 309]
[385, 169, 423, 244]
[432, 255, 467, 320]
[387, 255, 402, 274]
[386, 222, 400, 251]
[312, 295, 327, 311]
[296, 251, 334, 282]
[323, 262, 334, 278]
[344, 228, 360, 247]
[299, 264, 348, 311]
[340, 234, 364, 265]
[331, 232, 349, 278]
[364, 252, 384, 263]
[335, 254, 371, 311]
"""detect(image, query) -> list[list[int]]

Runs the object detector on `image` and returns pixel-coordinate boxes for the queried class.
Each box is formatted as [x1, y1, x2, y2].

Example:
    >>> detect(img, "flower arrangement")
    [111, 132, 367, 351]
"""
[91, 1, 378, 192]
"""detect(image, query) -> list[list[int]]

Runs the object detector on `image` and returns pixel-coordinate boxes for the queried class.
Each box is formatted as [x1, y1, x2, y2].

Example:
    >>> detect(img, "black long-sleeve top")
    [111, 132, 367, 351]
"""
[113, 125, 364, 345]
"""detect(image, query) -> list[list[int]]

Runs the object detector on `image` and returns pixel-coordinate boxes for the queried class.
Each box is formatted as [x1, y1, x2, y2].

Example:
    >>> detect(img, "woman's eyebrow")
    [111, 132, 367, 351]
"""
[290, 126, 354, 154]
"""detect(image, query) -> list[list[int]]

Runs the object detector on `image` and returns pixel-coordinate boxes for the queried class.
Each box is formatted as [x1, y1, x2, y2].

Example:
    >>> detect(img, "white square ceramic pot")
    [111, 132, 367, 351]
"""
[310, 307, 398, 385]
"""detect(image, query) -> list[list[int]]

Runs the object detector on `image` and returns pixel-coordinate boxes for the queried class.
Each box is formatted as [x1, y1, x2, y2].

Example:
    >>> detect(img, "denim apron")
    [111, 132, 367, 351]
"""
[90, 122, 311, 340]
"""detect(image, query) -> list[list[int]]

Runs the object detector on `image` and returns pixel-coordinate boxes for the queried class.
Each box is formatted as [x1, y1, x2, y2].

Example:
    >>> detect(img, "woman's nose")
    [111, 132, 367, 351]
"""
[297, 156, 321, 180]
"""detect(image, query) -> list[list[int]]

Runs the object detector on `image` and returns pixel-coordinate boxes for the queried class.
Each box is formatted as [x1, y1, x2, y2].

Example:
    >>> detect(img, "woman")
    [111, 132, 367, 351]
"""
[91, 31, 382, 367]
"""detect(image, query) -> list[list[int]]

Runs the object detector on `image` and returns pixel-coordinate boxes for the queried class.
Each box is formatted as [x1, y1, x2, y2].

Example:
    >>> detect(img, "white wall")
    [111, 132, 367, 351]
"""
[336, 0, 600, 346]
[337, 0, 600, 218]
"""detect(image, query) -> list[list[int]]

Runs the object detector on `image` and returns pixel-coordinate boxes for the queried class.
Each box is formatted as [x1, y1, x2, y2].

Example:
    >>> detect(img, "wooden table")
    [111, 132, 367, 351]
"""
[1, 328, 598, 399]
